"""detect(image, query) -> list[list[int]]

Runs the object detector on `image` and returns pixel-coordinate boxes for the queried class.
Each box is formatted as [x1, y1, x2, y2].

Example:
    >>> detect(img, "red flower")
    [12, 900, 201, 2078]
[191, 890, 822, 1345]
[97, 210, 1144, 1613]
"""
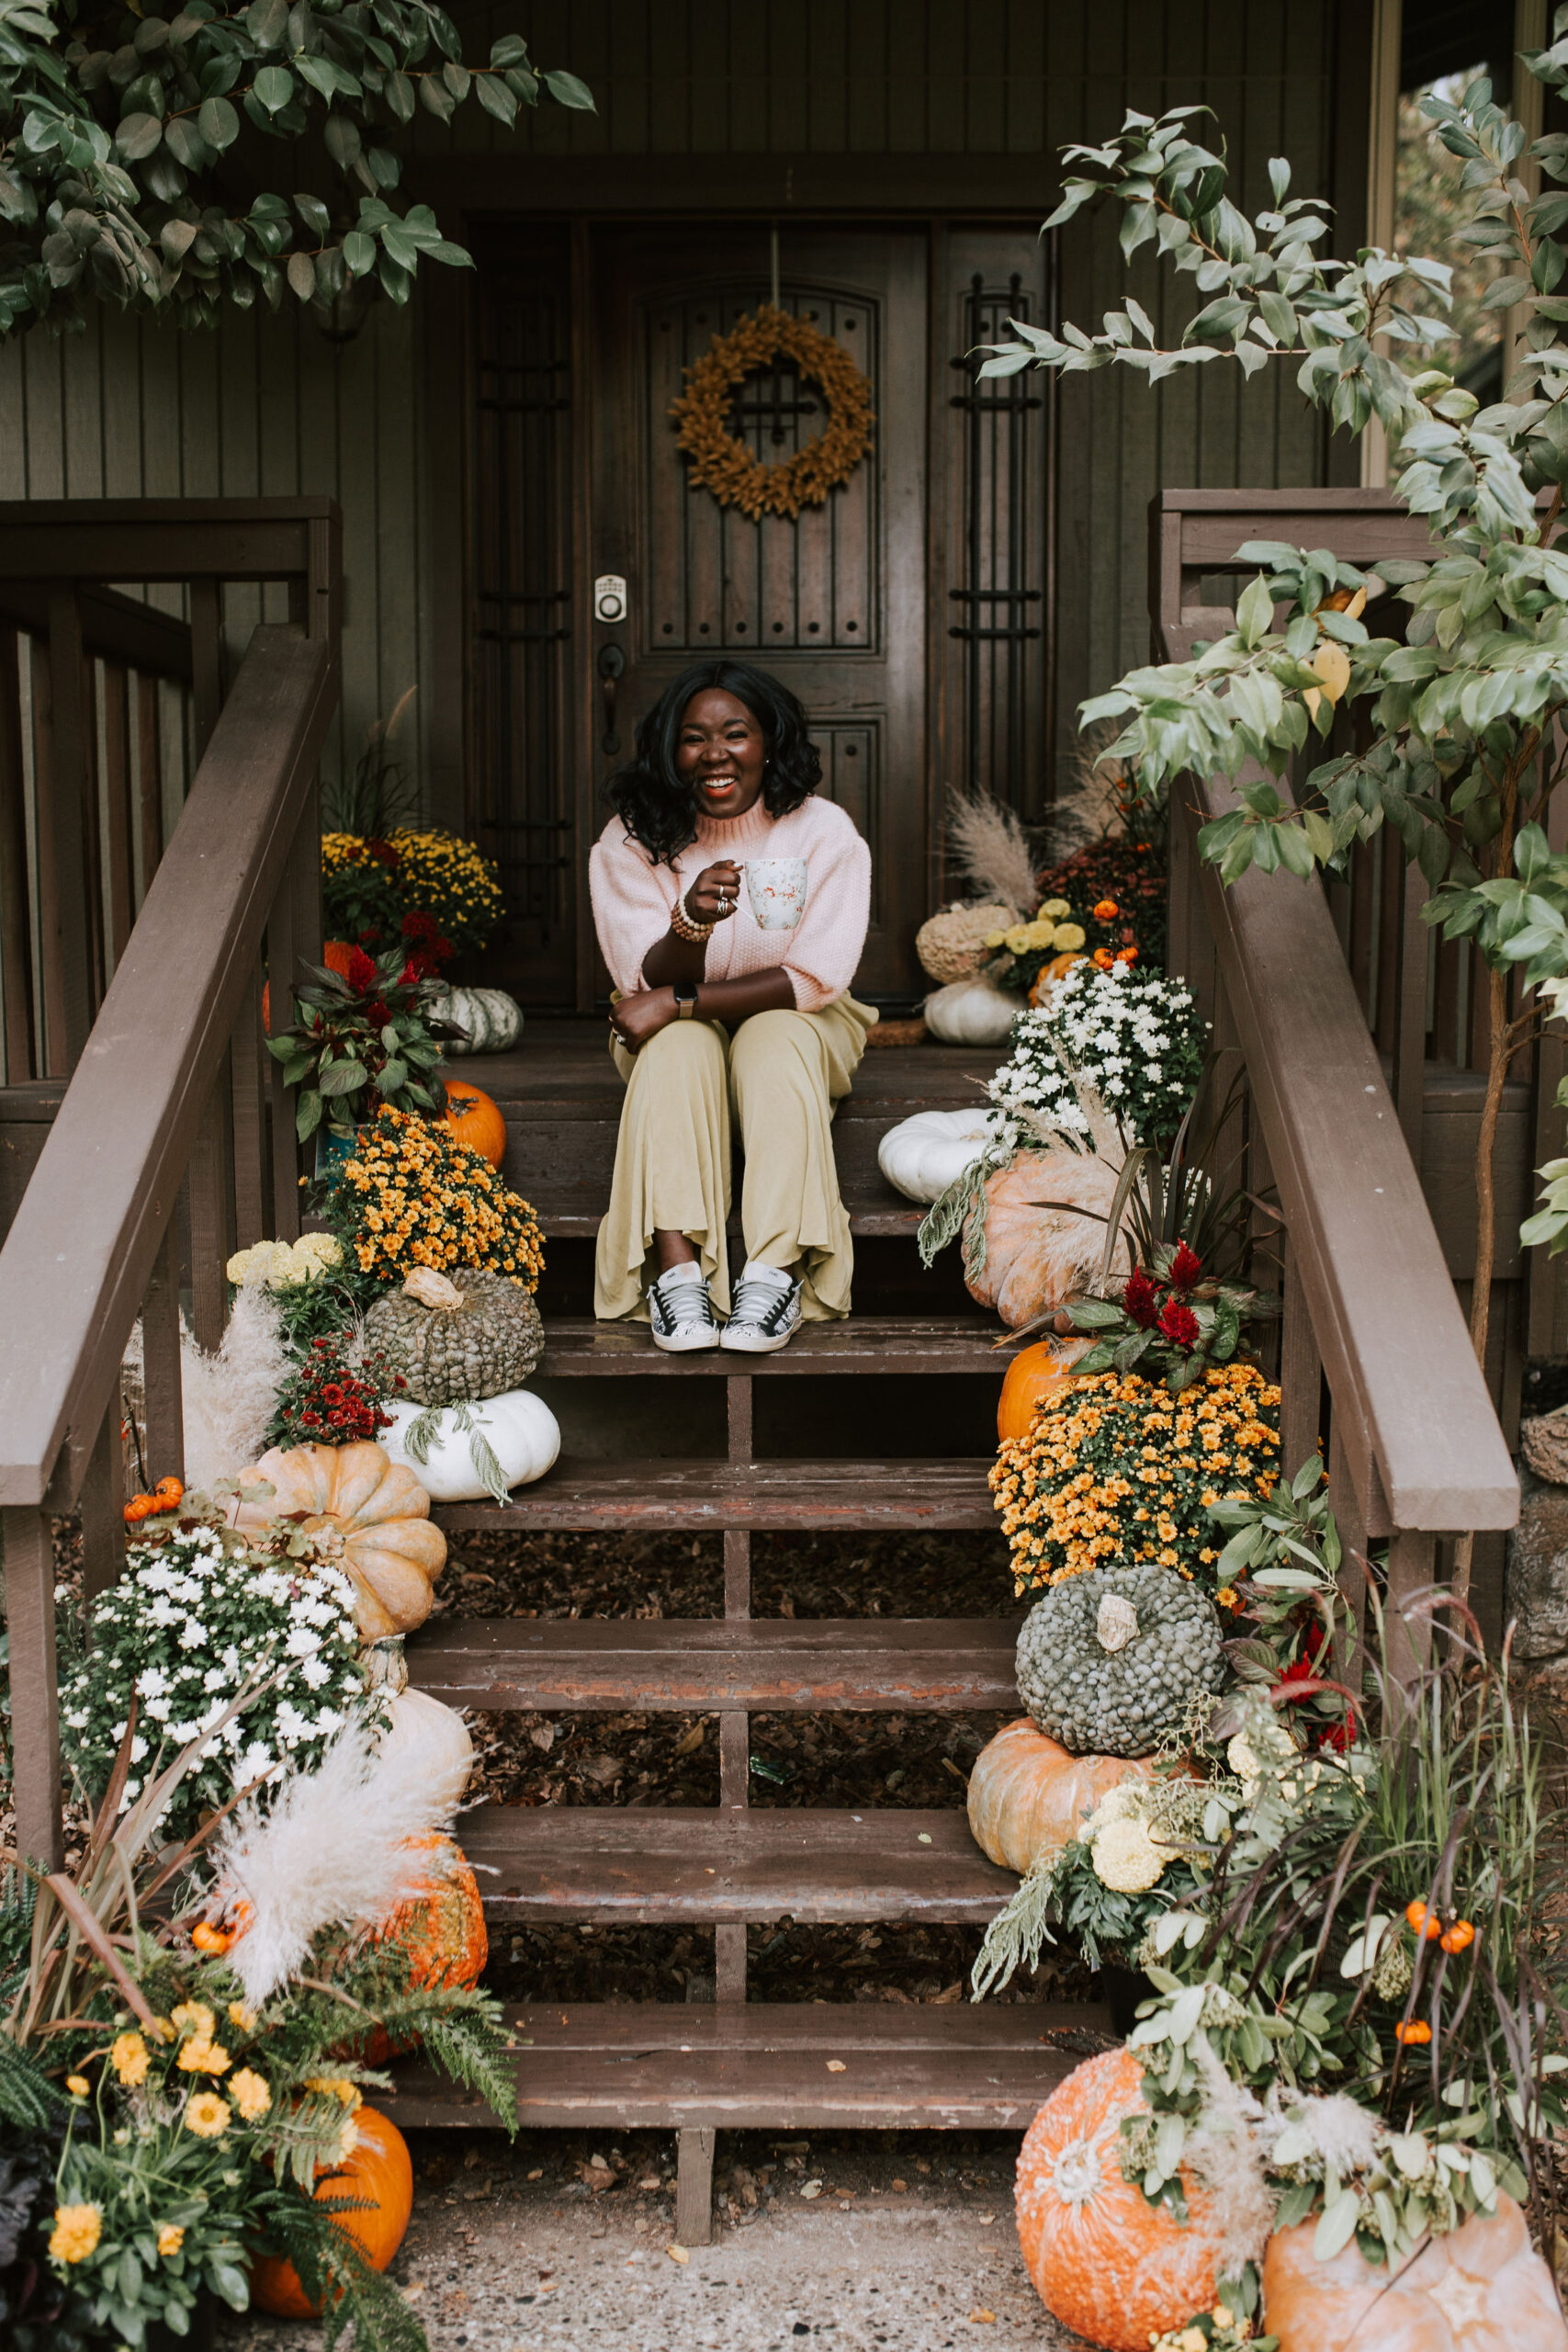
[367, 838, 400, 869]
[1168, 1242, 1202, 1292]
[1156, 1299, 1201, 1351]
[364, 998, 391, 1030]
[1122, 1269, 1161, 1329]
[346, 947, 378, 993]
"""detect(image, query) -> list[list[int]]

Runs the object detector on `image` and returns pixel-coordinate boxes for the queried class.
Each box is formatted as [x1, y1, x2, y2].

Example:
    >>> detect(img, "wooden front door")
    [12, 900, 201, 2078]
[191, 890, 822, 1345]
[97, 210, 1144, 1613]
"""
[587, 224, 927, 1001]
[467, 219, 1054, 1011]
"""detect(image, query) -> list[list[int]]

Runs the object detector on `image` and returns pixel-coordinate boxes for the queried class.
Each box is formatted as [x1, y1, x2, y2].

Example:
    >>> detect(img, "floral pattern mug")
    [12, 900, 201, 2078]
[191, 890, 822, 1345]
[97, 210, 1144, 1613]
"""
[742, 856, 809, 931]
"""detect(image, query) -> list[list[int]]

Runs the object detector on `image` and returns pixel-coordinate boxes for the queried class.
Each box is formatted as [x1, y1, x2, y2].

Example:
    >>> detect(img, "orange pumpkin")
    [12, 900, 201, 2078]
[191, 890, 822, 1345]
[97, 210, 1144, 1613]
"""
[232, 1440, 446, 1639]
[263, 938, 355, 1035]
[354, 1834, 488, 2064]
[441, 1079, 507, 1170]
[998, 1338, 1092, 1442]
[965, 1152, 1130, 1331]
[250, 2105, 414, 2318]
[1029, 950, 1090, 1006]
[1261, 2190, 1568, 2352]
[969, 1719, 1157, 1874]
[1016, 2046, 1224, 2352]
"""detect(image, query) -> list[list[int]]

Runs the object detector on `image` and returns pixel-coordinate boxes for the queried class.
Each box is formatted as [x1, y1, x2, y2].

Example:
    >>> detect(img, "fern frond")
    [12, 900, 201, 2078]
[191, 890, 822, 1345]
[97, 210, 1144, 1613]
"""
[0, 2025, 64, 2126]
[970, 1861, 1061, 2002]
[419, 2007, 520, 2132]
[263, 2187, 428, 2352]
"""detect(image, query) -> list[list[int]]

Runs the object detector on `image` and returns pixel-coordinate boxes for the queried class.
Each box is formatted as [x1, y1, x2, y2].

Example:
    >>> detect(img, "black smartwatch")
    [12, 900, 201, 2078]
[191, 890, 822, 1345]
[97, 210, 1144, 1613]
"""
[673, 983, 700, 1021]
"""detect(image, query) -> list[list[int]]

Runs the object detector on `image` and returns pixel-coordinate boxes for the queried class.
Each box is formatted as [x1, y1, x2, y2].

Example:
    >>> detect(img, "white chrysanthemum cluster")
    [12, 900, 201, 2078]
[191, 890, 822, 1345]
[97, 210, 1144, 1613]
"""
[226, 1233, 343, 1289]
[59, 1522, 382, 1844]
[986, 960, 1207, 1154]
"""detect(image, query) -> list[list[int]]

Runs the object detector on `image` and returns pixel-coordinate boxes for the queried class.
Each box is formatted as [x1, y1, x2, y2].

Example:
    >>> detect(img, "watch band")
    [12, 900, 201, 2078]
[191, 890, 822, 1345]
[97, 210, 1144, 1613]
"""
[673, 983, 699, 1020]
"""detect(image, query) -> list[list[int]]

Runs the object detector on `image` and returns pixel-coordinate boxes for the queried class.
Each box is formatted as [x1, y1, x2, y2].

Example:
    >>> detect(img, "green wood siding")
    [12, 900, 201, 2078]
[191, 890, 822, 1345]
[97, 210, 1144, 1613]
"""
[0, 0, 1366, 806]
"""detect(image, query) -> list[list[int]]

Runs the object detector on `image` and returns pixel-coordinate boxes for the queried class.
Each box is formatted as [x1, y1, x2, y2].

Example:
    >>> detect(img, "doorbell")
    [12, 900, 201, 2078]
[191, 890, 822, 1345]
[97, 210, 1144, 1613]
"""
[593, 573, 627, 623]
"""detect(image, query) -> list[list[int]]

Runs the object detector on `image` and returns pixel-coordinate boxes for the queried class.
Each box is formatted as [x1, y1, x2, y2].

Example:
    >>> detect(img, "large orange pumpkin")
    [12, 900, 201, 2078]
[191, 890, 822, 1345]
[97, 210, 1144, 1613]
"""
[262, 938, 355, 1035]
[1029, 950, 1090, 1006]
[232, 1441, 446, 1638]
[353, 1833, 489, 2064]
[966, 1152, 1131, 1330]
[1262, 2191, 1568, 2352]
[1016, 2046, 1224, 2352]
[441, 1079, 507, 1170]
[250, 2105, 414, 2318]
[968, 1719, 1157, 1874]
[998, 1337, 1092, 1442]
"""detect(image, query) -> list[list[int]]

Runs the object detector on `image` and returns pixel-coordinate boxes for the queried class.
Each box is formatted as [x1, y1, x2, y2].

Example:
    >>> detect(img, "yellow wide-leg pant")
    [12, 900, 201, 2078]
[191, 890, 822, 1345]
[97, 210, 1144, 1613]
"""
[594, 996, 876, 1323]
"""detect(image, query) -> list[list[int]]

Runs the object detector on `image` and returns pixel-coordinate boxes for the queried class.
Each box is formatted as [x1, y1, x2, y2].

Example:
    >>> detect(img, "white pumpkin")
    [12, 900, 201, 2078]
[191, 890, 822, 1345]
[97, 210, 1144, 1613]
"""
[365, 1634, 474, 1815]
[381, 1387, 560, 1502]
[924, 977, 1021, 1047]
[431, 985, 523, 1056]
[877, 1108, 998, 1204]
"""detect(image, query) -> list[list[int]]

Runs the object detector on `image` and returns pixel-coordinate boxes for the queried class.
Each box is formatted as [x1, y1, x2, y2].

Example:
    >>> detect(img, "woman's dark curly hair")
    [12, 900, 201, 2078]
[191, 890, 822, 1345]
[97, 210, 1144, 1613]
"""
[605, 660, 821, 865]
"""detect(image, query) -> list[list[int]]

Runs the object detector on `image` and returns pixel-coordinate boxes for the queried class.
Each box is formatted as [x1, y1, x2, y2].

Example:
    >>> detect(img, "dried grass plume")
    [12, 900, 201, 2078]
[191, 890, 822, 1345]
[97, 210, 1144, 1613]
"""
[943, 788, 1038, 915]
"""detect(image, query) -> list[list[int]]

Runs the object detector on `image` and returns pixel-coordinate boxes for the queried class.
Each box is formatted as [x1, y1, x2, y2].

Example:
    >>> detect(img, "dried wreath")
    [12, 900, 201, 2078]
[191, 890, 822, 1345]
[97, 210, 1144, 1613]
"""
[670, 303, 875, 521]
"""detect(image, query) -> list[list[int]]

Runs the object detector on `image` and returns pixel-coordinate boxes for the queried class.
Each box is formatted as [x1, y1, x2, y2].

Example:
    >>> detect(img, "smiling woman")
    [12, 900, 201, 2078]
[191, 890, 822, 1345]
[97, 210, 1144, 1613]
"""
[589, 660, 875, 1352]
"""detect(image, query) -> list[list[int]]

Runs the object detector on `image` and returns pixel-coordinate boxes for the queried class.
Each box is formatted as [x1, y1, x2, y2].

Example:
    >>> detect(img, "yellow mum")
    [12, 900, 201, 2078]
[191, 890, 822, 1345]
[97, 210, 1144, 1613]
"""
[65, 2074, 90, 2098]
[50, 2204, 102, 2263]
[110, 2031, 151, 2086]
[176, 2036, 231, 2075]
[171, 2001, 215, 2042]
[184, 2092, 231, 2138]
[230, 2068, 272, 2120]
[157, 2223, 186, 2259]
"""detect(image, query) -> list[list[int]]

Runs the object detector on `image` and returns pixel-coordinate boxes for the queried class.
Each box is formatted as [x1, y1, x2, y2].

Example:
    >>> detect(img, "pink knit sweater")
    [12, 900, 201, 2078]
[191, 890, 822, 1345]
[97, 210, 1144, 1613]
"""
[589, 794, 871, 1012]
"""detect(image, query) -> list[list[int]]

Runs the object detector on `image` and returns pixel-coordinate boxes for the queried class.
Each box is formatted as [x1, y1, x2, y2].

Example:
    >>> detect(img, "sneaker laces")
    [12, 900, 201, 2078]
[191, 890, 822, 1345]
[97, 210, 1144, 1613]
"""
[728, 1267, 797, 1331]
[649, 1269, 717, 1331]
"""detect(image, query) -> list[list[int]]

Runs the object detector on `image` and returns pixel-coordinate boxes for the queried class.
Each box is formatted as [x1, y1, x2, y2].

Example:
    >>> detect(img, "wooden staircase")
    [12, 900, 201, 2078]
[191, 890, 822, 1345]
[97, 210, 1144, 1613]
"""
[382, 1029, 1111, 2240]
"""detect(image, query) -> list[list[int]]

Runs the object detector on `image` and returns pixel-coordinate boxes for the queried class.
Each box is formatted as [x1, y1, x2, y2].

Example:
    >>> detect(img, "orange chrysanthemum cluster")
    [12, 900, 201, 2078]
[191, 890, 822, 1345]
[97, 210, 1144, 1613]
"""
[332, 1106, 544, 1293]
[670, 304, 875, 521]
[989, 1364, 1280, 1598]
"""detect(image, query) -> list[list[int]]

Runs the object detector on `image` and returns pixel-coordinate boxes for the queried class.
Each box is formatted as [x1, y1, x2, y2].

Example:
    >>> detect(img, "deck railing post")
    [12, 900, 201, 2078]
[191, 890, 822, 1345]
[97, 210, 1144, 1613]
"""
[141, 1214, 185, 1488]
[265, 827, 302, 1243]
[0, 623, 34, 1083]
[2, 1503, 62, 1870]
[186, 1060, 236, 1352]
[79, 1398, 127, 1603]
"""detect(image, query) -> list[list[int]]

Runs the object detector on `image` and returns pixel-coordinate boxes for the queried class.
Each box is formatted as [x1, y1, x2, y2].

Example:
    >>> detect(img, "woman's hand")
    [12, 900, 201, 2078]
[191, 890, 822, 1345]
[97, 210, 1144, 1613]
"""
[682, 860, 742, 927]
[610, 986, 678, 1054]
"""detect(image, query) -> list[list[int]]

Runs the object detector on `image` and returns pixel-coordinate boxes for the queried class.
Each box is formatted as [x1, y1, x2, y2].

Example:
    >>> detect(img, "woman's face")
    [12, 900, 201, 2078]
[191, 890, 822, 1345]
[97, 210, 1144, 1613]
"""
[674, 687, 768, 820]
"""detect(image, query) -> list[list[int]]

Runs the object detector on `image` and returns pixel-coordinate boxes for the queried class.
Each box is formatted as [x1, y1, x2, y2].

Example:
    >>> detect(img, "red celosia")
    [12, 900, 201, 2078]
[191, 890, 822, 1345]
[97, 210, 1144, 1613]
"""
[346, 946, 378, 992]
[1156, 1298, 1201, 1351]
[1122, 1269, 1160, 1329]
[1168, 1242, 1202, 1292]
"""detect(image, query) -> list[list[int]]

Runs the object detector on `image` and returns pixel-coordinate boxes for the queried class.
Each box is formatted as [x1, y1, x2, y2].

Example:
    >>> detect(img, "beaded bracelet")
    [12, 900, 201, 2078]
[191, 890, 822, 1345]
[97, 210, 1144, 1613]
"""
[670, 893, 714, 944]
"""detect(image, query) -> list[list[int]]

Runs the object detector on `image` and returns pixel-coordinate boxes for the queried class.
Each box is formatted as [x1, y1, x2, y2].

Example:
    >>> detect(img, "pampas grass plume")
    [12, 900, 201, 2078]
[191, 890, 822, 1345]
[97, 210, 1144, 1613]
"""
[178, 1285, 289, 1490]
[209, 1722, 457, 2005]
[945, 788, 1038, 915]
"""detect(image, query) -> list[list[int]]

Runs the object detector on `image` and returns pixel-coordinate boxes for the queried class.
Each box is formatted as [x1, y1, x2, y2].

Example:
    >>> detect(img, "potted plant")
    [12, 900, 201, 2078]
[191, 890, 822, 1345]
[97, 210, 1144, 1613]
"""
[265, 946, 461, 1170]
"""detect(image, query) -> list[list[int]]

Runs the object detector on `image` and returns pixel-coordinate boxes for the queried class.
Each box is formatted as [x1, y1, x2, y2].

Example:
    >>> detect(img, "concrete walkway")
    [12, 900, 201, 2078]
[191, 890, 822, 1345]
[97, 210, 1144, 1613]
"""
[221, 2127, 1089, 2352]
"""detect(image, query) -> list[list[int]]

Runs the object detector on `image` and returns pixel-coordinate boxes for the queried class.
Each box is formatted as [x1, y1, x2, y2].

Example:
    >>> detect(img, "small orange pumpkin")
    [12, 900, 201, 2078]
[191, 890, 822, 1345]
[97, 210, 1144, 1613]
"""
[353, 1834, 488, 2064]
[1261, 2189, 1568, 2352]
[1029, 950, 1089, 1006]
[250, 2105, 414, 2318]
[1016, 2046, 1224, 2351]
[441, 1079, 507, 1170]
[997, 1338, 1092, 1442]
[262, 938, 355, 1035]
[968, 1719, 1157, 1875]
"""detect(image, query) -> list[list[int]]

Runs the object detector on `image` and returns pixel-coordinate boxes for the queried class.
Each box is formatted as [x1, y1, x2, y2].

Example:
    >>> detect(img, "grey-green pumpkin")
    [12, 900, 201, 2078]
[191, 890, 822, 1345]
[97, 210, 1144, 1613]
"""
[430, 985, 523, 1056]
[365, 1264, 544, 1405]
[1015, 1563, 1224, 1758]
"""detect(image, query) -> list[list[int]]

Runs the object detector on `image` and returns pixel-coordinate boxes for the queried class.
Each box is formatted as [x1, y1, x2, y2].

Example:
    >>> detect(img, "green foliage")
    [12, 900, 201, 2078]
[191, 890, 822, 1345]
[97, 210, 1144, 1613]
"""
[267, 944, 458, 1141]
[0, 0, 592, 338]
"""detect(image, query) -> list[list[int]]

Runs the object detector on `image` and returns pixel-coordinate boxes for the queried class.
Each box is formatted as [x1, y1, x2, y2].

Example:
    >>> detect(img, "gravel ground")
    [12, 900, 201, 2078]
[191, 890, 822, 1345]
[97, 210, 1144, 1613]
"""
[220, 2126, 1091, 2352]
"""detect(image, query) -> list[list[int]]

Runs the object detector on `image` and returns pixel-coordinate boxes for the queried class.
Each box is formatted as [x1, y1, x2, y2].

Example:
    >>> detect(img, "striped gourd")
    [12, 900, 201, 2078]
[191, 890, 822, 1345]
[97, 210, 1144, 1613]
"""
[431, 986, 523, 1055]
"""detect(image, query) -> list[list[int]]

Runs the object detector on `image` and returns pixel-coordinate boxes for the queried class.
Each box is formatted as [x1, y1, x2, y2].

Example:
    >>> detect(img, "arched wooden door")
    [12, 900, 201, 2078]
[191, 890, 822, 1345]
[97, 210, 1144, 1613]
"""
[588, 224, 928, 1001]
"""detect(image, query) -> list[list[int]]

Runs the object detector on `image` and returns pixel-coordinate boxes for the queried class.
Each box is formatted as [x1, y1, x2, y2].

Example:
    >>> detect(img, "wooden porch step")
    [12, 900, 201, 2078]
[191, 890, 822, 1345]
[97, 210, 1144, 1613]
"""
[536, 1314, 1012, 1374]
[460, 1804, 1018, 1925]
[381, 1998, 1114, 2131]
[432, 1456, 994, 1532]
[407, 1616, 1023, 1713]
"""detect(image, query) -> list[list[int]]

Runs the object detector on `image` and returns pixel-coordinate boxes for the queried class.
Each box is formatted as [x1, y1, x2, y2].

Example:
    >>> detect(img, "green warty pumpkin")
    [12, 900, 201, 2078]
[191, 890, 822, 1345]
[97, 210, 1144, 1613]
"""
[364, 1264, 545, 1405]
[1014, 1563, 1224, 1758]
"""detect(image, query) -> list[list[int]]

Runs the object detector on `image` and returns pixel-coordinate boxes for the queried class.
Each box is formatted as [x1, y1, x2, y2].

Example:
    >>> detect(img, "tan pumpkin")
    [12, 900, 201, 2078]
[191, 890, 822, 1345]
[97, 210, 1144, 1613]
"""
[969, 1719, 1157, 1874]
[1262, 2191, 1568, 2352]
[966, 1151, 1130, 1330]
[1017, 2045, 1224, 2351]
[233, 1441, 446, 1637]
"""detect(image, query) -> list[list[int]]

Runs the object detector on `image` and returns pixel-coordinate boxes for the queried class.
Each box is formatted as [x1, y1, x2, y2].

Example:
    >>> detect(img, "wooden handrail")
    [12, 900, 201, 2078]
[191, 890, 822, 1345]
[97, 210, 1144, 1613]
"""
[0, 623, 335, 1510]
[1151, 489, 1520, 1543]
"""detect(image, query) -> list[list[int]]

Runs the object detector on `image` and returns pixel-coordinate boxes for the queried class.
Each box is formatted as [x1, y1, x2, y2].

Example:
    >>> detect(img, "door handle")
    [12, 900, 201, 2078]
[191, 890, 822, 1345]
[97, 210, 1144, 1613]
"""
[597, 641, 626, 754]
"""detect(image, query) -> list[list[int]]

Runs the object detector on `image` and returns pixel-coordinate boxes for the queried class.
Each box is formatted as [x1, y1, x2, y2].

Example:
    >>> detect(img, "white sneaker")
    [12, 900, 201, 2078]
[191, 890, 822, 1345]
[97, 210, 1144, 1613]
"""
[720, 1261, 802, 1353]
[648, 1265, 720, 1352]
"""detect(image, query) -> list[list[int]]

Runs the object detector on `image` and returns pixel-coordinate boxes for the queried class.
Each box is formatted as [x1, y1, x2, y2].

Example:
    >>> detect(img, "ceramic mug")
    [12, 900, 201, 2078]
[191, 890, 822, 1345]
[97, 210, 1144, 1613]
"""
[743, 856, 809, 931]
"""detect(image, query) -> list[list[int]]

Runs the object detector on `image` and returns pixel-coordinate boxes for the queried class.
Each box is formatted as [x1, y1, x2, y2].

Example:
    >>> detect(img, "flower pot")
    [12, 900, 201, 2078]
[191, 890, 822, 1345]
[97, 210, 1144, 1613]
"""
[315, 1126, 358, 1181]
